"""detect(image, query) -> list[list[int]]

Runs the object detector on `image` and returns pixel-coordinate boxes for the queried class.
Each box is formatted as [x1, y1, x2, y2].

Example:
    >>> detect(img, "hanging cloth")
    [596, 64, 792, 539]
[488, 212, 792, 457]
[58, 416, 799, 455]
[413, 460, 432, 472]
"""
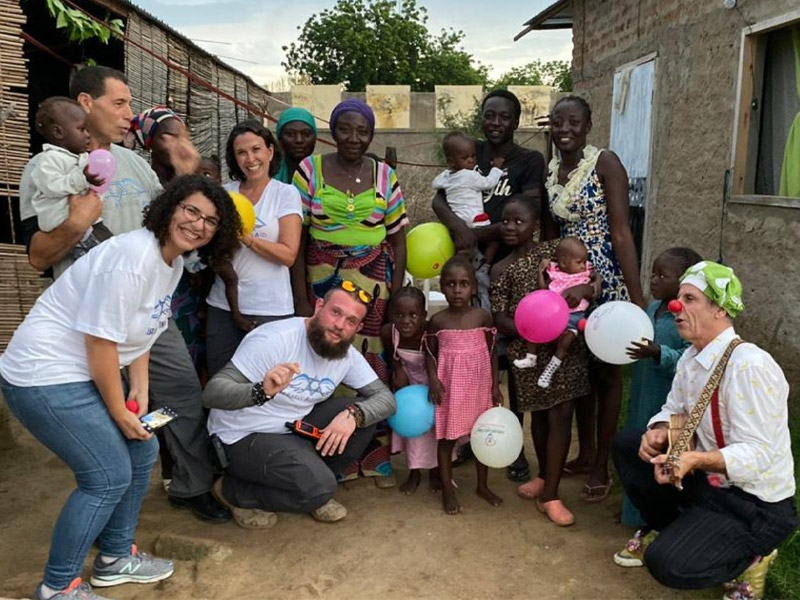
[778, 26, 800, 197]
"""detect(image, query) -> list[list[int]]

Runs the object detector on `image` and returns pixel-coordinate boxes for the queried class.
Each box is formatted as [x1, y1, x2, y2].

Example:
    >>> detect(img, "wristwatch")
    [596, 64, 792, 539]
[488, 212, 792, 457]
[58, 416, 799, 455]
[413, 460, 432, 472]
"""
[251, 382, 274, 406]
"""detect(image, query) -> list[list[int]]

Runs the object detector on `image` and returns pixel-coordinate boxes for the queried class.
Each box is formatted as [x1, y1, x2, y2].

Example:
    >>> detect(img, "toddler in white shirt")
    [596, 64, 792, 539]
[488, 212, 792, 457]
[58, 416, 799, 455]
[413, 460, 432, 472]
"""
[433, 132, 504, 308]
[30, 96, 113, 259]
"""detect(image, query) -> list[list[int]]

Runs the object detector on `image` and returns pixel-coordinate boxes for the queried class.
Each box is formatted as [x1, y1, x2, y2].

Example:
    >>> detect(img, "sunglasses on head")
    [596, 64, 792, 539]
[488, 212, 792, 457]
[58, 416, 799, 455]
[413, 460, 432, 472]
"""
[340, 280, 372, 305]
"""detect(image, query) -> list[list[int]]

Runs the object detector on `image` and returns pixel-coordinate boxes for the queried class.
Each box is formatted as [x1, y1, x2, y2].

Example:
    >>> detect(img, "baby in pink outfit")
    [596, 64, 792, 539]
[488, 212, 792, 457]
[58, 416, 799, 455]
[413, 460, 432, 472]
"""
[514, 236, 592, 388]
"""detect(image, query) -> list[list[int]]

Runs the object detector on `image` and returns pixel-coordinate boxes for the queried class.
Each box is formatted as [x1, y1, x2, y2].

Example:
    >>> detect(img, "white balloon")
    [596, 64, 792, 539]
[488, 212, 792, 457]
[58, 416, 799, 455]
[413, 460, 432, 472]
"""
[584, 301, 655, 365]
[470, 407, 524, 468]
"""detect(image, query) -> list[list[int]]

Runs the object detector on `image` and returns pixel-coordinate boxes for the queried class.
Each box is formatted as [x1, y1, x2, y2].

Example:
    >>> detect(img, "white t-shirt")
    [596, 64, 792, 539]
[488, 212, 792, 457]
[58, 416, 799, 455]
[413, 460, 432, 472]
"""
[206, 179, 302, 316]
[0, 229, 182, 387]
[432, 166, 503, 227]
[28, 144, 90, 232]
[207, 317, 378, 444]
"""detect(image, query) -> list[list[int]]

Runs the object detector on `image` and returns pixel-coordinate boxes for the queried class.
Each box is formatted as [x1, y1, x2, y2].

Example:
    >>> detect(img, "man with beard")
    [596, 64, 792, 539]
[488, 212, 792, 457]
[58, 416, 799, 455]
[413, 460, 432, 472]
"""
[203, 285, 396, 528]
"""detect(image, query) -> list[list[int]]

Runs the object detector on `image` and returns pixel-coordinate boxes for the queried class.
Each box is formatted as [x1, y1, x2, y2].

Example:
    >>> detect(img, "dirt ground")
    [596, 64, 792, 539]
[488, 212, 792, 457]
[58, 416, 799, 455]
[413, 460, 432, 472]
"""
[0, 415, 715, 600]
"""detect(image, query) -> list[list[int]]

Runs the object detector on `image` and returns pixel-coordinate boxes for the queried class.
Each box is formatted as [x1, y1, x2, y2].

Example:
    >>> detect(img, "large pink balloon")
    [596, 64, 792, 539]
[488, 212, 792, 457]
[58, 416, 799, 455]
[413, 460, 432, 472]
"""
[514, 290, 570, 343]
[87, 149, 117, 194]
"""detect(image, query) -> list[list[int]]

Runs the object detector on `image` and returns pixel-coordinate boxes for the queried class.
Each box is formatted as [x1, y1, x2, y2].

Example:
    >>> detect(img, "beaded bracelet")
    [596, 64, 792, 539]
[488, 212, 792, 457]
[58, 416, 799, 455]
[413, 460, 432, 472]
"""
[345, 404, 365, 428]
[251, 382, 272, 406]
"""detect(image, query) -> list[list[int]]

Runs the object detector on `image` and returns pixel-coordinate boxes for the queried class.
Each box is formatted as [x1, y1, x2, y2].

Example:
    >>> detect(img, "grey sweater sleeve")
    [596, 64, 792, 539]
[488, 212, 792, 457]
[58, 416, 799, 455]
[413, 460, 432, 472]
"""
[201, 362, 254, 411]
[353, 379, 396, 427]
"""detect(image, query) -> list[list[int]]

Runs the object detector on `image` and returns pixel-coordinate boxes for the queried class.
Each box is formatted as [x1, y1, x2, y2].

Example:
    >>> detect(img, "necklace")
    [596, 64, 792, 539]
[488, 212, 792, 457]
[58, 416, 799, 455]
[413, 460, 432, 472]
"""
[338, 157, 365, 184]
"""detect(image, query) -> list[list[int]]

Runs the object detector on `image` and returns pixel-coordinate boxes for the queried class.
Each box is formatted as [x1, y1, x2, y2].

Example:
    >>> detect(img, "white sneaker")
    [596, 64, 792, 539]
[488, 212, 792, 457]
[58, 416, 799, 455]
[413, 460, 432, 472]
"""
[513, 353, 537, 369]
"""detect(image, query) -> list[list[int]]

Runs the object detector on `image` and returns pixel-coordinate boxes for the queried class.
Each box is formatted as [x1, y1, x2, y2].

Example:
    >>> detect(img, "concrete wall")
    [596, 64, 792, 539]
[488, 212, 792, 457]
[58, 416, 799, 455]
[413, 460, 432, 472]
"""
[264, 89, 550, 230]
[571, 0, 800, 386]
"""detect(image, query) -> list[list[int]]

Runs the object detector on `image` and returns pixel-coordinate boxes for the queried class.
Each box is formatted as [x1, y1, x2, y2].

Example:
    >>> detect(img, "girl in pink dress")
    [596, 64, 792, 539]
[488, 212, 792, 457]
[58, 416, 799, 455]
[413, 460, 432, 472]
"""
[381, 287, 441, 494]
[425, 255, 503, 515]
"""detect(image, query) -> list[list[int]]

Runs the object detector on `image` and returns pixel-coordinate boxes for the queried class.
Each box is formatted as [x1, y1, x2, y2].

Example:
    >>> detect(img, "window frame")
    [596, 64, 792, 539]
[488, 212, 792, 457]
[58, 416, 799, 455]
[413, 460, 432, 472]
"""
[730, 9, 800, 208]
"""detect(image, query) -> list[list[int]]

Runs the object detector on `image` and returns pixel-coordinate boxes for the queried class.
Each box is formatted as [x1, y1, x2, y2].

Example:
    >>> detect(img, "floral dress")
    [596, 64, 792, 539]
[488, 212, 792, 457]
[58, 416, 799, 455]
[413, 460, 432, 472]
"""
[546, 145, 628, 305]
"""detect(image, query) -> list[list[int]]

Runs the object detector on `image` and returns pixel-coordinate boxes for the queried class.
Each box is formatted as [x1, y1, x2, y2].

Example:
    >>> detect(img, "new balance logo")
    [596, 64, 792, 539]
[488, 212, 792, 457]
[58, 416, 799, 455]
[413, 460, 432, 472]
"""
[118, 561, 142, 574]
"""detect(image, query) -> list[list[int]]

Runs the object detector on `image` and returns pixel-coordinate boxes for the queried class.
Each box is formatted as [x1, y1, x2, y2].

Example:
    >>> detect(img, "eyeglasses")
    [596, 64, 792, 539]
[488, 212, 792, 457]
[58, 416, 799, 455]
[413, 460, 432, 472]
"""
[179, 202, 220, 230]
[340, 280, 372, 305]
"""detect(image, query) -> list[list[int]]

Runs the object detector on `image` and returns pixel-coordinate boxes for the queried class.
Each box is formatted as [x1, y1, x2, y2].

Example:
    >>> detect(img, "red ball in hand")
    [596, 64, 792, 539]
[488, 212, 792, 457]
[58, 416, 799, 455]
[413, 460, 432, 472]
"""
[577, 318, 588, 332]
[126, 399, 140, 413]
[668, 300, 683, 313]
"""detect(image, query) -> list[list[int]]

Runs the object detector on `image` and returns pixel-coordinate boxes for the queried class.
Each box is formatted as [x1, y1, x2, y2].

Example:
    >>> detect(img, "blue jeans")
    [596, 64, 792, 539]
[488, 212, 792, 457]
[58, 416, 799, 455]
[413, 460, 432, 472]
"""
[0, 376, 158, 589]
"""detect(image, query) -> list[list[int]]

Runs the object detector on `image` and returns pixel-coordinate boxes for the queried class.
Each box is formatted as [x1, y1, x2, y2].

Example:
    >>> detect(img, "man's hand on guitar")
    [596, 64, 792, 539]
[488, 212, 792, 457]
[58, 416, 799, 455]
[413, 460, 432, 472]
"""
[638, 426, 667, 463]
[651, 451, 698, 487]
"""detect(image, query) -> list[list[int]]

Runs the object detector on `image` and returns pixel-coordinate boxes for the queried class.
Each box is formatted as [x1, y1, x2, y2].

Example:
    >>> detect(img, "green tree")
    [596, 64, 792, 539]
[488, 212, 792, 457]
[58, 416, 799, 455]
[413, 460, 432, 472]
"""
[282, 0, 488, 92]
[492, 59, 573, 92]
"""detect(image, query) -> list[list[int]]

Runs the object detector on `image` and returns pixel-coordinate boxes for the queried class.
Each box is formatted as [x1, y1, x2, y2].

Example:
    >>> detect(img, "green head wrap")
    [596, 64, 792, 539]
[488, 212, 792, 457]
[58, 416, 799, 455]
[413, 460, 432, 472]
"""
[276, 107, 317, 139]
[680, 261, 744, 318]
[274, 107, 318, 183]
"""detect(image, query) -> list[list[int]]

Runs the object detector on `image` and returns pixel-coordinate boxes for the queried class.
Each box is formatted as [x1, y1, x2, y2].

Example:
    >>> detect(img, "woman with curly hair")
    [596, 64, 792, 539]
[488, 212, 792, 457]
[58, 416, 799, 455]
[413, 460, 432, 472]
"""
[0, 174, 240, 600]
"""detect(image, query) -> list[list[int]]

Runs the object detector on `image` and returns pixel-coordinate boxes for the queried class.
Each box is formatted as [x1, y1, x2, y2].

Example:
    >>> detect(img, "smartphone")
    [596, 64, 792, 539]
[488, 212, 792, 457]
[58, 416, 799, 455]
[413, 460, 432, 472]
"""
[141, 407, 178, 433]
[285, 420, 322, 440]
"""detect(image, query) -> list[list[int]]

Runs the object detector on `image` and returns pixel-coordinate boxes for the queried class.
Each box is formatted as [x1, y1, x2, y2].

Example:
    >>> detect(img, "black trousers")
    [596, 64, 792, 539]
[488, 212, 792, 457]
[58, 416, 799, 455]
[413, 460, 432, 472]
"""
[612, 429, 798, 589]
[222, 397, 376, 513]
[147, 319, 215, 497]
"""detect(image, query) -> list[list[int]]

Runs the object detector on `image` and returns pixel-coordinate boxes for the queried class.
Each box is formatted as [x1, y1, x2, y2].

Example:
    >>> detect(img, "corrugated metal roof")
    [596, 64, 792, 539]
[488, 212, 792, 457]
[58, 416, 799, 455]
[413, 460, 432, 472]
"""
[515, 0, 573, 41]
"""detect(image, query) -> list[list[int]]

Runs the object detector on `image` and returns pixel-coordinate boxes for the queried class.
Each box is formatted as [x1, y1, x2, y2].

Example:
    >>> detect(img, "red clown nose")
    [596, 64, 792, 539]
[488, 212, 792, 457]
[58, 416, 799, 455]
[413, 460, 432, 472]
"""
[577, 318, 588, 332]
[667, 300, 683, 313]
[126, 399, 140, 413]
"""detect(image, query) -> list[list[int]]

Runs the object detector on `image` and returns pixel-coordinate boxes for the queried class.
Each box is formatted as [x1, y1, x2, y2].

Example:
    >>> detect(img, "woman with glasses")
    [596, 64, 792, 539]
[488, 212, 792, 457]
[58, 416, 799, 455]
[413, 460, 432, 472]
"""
[293, 99, 408, 485]
[205, 120, 303, 377]
[0, 175, 240, 600]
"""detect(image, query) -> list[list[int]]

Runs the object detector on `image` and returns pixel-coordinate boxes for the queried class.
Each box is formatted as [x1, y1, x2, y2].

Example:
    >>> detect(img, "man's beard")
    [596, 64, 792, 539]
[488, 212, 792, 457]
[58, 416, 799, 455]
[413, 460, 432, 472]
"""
[307, 316, 352, 360]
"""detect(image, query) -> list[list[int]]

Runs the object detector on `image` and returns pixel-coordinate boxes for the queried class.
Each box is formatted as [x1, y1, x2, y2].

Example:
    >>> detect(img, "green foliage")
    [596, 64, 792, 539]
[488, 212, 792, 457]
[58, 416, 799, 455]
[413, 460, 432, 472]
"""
[282, 0, 488, 92]
[764, 396, 800, 600]
[45, 0, 124, 44]
[492, 59, 573, 92]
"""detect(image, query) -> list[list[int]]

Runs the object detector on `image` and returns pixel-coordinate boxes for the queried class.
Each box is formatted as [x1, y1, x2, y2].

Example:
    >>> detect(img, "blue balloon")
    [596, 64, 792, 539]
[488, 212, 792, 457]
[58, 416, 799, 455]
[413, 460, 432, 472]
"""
[387, 384, 435, 438]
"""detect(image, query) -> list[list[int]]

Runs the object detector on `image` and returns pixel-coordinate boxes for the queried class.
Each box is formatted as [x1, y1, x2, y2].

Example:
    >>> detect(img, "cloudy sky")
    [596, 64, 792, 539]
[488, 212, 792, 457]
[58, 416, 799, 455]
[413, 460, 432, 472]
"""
[132, 0, 573, 88]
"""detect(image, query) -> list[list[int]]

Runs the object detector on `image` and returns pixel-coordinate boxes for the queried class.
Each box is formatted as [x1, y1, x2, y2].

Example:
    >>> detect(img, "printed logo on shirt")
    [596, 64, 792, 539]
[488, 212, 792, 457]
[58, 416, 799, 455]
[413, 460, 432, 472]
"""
[146, 294, 172, 335]
[103, 177, 149, 210]
[482, 170, 512, 203]
[285, 373, 336, 402]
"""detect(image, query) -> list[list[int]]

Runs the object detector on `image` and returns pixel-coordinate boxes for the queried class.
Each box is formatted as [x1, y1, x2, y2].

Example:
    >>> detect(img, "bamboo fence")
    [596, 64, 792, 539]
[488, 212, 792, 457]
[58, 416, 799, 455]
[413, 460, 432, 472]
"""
[0, 0, 29, 241]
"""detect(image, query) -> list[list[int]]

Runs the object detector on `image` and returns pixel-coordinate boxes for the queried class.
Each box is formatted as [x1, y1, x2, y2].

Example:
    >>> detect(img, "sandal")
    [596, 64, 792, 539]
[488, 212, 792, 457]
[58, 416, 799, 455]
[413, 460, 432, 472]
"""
[580, 479, 613, 503]
[536, 499, 575, 526]
[517, 477, 545, 500]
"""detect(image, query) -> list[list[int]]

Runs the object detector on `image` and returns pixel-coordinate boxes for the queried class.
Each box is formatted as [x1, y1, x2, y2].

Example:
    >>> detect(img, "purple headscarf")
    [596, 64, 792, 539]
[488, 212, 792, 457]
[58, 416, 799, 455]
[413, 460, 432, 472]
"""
[329, 98, 375, 140]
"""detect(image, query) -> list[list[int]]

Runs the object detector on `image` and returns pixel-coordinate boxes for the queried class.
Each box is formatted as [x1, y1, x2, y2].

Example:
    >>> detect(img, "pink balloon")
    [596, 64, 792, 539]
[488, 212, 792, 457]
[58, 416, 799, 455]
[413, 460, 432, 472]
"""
[514, 290, 570, 343]
[87, 149, 117, 194]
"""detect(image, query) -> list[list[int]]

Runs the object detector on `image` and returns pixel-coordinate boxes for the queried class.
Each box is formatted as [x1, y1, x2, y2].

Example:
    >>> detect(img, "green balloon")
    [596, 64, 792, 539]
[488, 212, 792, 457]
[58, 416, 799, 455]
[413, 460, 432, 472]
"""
[405, 222, 455, 279]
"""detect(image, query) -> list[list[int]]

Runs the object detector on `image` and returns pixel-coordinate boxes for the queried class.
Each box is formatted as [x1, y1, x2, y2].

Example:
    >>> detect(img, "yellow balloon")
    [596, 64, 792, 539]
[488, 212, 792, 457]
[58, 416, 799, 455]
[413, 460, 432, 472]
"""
[229, 191, 256, 235]
[406, 222, 455, 279]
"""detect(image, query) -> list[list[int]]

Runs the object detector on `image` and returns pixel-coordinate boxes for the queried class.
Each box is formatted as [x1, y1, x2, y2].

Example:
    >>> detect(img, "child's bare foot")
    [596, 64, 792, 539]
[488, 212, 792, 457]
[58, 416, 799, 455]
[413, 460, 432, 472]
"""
[442, 488, 461, 515]
[399, 470, 421, 495]
[428, 468, 442, 492]
[476, 486, 503, 507]
[233, 315, 255, 332]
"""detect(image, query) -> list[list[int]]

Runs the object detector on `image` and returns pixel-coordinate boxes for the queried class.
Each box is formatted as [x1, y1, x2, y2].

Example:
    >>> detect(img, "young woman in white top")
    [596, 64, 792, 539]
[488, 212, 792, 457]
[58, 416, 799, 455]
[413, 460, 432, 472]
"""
[0, 175, 240, 600]
[205, 120, 303, 376]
